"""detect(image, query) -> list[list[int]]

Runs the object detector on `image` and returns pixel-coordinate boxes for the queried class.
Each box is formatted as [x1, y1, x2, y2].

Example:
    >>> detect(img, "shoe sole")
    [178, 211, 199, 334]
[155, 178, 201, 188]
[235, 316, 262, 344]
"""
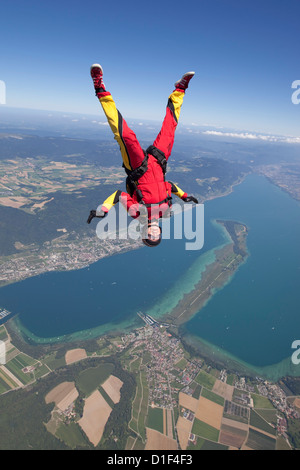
[90, 64, 103, 75]
[174, 71, 195, 87]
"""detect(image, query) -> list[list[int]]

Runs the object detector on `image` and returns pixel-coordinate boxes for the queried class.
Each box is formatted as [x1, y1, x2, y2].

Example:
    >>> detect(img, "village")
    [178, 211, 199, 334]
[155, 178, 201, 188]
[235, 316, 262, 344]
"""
[120, 320, 300, 447]
[0, 317, 300, 450]
[0, 233, 136, 286]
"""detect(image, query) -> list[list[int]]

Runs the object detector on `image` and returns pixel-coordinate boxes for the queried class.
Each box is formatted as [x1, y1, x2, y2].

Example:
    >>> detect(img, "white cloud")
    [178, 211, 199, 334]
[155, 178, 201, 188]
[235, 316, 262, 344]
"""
[202, 130, 300, 144]
[285, 136, 300, 144]
[91, 120, 108, 126]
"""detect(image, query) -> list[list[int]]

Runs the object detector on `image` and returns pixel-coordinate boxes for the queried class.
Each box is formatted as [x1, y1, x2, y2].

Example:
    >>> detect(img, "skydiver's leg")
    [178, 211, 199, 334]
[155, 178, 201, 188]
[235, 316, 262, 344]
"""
[152, 90, 184, 160]
[153, 72, 195, 160]
[90, 64, 145, 171]
[96, 91, 145, 171]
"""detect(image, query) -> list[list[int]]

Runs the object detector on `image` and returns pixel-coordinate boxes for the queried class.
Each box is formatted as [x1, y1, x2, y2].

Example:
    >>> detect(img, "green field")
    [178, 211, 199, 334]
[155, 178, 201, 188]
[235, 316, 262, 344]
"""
[138, 370, 149, 441]
[129, 366, 148, 442]
[191, 418, 219, 442]
[34, 363, 51, 379]
[188, 437, 228, 450]
[250, 410, 277, 435]
[276, 436, 292, 450]
[55, 422, 87, 449]
[129, 356, 142, 373]
[255, 409, 280, 428]
[5, 356, 35, 385]
[226, 374, 236, 386]
[76, 363, 114, 395]
[195, 371, 216, 390]
[43, 352, 66, 370]
[13, 353, 36, 368]
[192, 383, 202, 400]
[147, 407, 164, 434]
[245, 427, 276, 450]
[0, 326, 8, 341]
[251, 393, 275, 410]
[125, 436, 136, 450]
[201, 387, 224, 406]
[0, 374, 13, 394]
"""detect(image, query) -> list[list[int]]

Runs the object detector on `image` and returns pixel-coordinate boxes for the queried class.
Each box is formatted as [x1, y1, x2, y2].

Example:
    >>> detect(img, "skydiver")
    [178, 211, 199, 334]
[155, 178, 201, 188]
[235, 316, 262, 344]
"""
[87, 64, 198, 247]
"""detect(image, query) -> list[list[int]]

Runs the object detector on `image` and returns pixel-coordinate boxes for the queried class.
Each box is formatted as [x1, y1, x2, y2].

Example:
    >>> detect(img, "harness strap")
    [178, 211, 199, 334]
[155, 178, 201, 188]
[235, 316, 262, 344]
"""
[146, 145, 167, 174]
[124, 146, 169, 204]
[123, 152, 148, 182]
[143, 195, 172, 208]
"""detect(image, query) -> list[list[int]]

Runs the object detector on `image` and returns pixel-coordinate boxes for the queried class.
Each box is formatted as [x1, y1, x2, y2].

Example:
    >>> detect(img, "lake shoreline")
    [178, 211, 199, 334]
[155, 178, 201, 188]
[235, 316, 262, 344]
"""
[159, 219, 248, 328]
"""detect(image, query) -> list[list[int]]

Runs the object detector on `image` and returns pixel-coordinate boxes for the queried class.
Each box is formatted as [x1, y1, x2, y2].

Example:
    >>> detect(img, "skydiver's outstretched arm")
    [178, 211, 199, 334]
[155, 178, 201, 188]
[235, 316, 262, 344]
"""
[87, 189, 142, 224]
[168, 181, 198, 204]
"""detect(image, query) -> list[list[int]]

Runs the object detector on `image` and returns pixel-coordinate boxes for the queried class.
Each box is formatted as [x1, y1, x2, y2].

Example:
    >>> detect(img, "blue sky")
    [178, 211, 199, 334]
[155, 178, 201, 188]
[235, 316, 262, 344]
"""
[0, 0, 299, 137]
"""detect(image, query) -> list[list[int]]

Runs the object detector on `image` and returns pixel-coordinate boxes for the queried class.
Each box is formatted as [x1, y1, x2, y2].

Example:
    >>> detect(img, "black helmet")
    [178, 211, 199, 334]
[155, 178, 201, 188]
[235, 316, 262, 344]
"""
[142, 221, 162, 248]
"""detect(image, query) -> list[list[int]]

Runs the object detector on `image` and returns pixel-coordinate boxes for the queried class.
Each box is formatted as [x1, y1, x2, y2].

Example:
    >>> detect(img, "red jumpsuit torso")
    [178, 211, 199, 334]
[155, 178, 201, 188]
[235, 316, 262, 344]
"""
[124, 155, 172, 220]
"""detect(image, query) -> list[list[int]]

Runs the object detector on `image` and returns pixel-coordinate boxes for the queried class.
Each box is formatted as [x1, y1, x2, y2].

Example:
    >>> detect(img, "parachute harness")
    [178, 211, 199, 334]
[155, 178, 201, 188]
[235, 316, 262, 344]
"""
[124, 145, 172, 208]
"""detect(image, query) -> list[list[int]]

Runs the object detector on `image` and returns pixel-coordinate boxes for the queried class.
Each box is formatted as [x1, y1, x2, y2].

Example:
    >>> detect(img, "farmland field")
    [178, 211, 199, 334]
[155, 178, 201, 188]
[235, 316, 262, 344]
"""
[250, 409, 276, 436]
[195, 371, 216, 390]
[147, 407, 164, 434]
[245, 428, 276, 450]
[78, 389, 112, 446]
[251, 393, 275, 410]
[219, 420, 248, 448]
[145, 428, 177, 450]
[76, 363, 114, 395]
[195, 396, 223, 430]
[5, 357, 34, 385]
[192, 417, 219, 442]
[129, 368, 148, 442]
[201, 388, 225, 407]
[223, 400, 249, 424]
[179, 391, 198, 413]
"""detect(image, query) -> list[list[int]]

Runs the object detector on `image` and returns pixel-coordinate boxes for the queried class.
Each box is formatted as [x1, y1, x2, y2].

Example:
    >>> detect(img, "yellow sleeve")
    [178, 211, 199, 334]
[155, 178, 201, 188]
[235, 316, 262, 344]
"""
[168, 181, 187, 200]
[101, 190, 122, 212]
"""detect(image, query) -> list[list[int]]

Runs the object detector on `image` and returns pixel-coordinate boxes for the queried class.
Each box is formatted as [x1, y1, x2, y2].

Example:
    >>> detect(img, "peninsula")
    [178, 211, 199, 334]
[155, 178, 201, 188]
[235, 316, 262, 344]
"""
[161, 219, 248, 328]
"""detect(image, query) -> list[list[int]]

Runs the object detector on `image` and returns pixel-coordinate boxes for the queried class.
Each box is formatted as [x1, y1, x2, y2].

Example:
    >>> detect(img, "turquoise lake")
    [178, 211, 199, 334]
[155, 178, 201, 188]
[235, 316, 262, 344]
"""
[184, 174, 300, 377]
[1, 173, 300, 379]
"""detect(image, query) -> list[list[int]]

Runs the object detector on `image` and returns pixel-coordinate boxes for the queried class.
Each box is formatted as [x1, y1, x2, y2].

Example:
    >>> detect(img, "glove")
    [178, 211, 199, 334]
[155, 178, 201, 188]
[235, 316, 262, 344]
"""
[87, 209, 106, 224]
[183, 196, 198, 204]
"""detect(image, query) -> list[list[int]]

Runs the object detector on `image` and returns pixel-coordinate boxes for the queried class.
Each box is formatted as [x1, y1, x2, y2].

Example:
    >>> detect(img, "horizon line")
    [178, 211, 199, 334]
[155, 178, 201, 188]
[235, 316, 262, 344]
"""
[1, 103, 300, 143]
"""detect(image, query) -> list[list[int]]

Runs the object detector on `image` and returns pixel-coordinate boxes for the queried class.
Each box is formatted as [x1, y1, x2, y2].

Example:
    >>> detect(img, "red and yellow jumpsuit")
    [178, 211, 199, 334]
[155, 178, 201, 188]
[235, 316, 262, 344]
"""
[97, 87, 188, 220]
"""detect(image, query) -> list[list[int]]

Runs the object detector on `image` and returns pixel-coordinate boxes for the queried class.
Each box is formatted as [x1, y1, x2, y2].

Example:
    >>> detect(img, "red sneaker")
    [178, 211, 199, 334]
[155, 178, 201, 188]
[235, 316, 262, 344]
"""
[90, 64, 106, 91]
[174, 71, 195, 91]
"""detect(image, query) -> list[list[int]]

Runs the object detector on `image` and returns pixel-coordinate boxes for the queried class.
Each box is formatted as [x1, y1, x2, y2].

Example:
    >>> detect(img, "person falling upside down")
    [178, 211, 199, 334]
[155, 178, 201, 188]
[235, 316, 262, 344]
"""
[87, 64, 198, 247]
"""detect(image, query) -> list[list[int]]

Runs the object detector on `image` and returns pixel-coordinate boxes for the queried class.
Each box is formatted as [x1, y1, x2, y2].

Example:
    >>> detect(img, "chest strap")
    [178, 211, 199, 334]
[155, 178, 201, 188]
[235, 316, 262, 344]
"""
[146, 145, 167, 174]
[124, 145, 168, 203]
